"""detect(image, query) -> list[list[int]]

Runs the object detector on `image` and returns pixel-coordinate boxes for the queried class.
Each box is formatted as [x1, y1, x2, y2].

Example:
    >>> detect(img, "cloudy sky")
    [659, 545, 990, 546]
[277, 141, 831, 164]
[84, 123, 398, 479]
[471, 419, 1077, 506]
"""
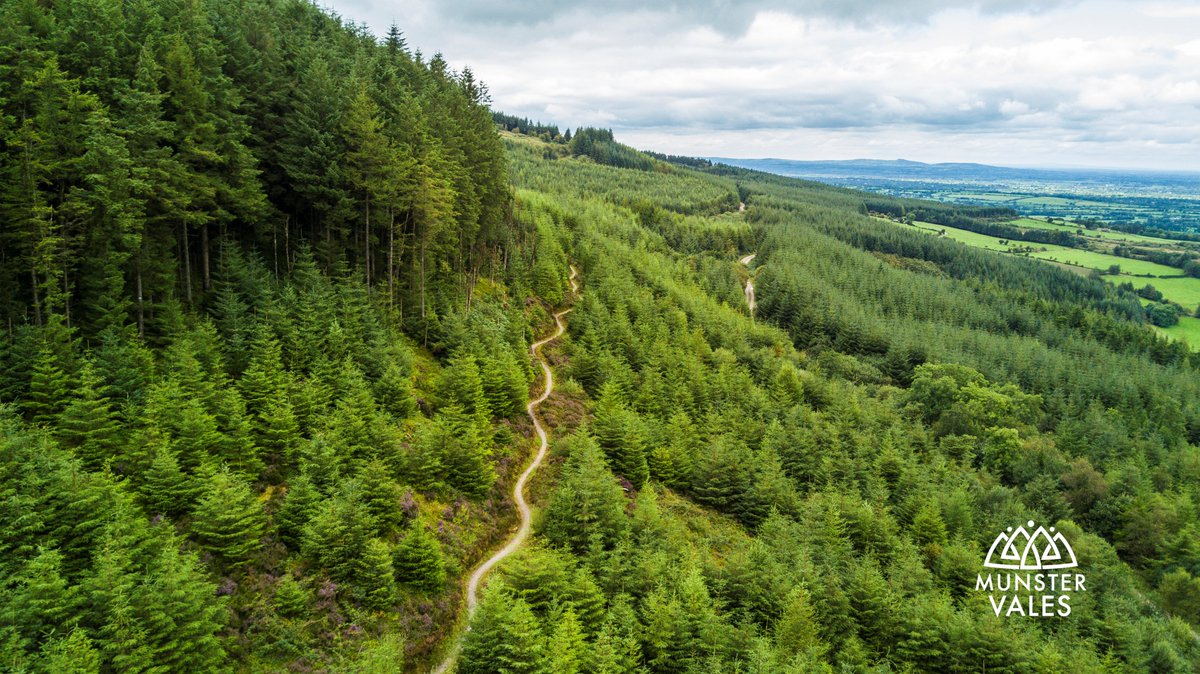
[325, 0, 1200, 170]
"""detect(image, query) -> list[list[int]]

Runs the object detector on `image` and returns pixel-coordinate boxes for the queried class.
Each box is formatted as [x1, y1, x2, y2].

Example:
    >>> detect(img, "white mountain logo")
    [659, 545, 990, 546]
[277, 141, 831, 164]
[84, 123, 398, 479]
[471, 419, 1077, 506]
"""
[984, 520, 1078, 570]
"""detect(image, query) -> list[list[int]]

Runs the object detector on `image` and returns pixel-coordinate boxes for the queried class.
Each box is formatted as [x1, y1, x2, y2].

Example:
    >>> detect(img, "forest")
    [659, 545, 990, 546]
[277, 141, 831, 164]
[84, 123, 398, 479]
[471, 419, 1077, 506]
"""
[2, 0, 1200, 672]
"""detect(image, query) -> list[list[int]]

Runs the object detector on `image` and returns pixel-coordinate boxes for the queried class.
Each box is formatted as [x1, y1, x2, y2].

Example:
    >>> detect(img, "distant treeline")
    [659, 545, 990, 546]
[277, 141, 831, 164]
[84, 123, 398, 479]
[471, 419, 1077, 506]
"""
[493, 111, 566, 141]
[645, 151, 714, 169]
[569, 128, 660, 171]
[864, 199, 1085, 247]
[1111, 245, 1200, 278]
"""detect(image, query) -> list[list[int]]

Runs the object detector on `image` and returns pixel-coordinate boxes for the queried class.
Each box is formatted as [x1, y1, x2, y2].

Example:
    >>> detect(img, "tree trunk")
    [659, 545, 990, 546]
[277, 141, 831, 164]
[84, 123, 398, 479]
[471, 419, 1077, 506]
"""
[364, 197, 371, 289]
[136, 265, 145, 338]
[201, 223, 210, 291]
[30, 267, 41, 326]
[388, 208, 395, 310]
[182, 221, 192, 305]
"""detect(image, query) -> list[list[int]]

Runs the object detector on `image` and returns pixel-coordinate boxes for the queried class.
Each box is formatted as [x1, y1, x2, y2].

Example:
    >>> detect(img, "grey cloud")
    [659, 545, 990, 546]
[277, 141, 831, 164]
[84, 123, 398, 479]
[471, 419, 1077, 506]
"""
[430, 0, 1082, 32]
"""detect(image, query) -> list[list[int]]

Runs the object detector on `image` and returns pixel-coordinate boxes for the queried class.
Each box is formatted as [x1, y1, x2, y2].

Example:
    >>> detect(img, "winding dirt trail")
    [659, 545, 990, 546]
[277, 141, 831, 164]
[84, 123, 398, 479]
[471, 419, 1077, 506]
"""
[739, 253, 757, 316]
[431, 266, 577, 674]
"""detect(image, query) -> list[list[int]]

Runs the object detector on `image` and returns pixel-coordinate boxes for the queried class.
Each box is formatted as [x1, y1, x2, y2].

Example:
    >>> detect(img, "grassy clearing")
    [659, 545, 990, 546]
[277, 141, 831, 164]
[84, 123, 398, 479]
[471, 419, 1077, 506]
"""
[887, 218, 1179, 275]
[1157, 315, 1200, 346]
[1010, 217, 1188, 246]
[1144, 276, 1200, 309]
[1027, 248, 1180, 276]
[876, 216, 1200, 320]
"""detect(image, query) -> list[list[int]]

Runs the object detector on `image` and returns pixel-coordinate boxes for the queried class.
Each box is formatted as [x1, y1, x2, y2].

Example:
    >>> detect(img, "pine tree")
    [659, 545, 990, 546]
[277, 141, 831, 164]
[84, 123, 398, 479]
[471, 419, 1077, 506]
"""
[273, 574, 309, 619]
[541, 433, 629, 553]
[590, 608, 646, 674]
[133, 540, 228, 671]
[38, 628, 101, 674]
[438, 351, 491, 421]
[25, 346, 70, 425]
[541, 605, 587, 674]
[360, 459, 403, 536]
[591, 383, 649, 489]
[459, 584, 544, 674]
[277, 473, 320, 551]
[238, 335, 287, 419]
[139, 443, 200, 519]
[437, 405, 494, 496]
[393, 525, 446, 592]
[303, 487, 370, 584]
[374, 361, 418, 420]
[481, 349, 527, 418]
[356, 538, 396, 611]
[191, 468, 265, 570]
[9, 547, 76, 650]
[256, 397, 300, 475]
[776, 586, 824, 660]
[56, 359, 122, 470]
[689, 436, 754, 524]
[144, 380, 221, 471]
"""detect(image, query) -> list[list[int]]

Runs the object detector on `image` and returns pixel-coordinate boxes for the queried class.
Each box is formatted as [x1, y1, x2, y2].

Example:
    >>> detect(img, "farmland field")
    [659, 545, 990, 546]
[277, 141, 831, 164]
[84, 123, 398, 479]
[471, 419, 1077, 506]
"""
[1010, 217, 1187, 245]
[885, 218, 1182, 276]
[1026, 248, 1181, 276]
[879, 216, 1200, 335]
[1157, 315, 1200, 345]
[1144, 276, 1200, 309]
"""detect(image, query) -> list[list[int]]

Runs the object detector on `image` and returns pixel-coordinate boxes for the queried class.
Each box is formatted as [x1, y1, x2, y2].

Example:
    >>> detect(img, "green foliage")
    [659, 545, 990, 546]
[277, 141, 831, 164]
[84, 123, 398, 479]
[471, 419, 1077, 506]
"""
[591, 383, 649, 489]
[191, 468, 265, 570]
[4, 5, 1200, 669]
[541, 433, 629, 553]
[459, 583, 544, 674]
[393, 525, 447, 593]
[356, 538, 397, 611]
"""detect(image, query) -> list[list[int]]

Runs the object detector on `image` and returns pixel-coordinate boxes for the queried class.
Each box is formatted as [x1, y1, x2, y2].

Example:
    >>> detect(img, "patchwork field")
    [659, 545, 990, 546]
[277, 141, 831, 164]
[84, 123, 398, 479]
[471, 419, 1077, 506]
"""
[879, 216, 1200, 346]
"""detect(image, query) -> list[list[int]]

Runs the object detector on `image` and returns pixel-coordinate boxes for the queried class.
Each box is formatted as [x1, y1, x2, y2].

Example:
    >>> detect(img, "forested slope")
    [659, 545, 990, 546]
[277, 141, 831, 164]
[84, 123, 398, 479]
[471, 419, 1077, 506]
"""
[0, 0, 570, 671]
[451, 133, 1200, 672]
[3, 0, 1200, 671]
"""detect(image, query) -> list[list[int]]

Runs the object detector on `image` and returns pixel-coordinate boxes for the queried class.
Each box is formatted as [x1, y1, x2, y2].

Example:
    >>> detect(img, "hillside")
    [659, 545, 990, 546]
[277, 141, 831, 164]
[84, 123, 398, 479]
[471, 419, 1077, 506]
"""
[2, 1, 1200, 673]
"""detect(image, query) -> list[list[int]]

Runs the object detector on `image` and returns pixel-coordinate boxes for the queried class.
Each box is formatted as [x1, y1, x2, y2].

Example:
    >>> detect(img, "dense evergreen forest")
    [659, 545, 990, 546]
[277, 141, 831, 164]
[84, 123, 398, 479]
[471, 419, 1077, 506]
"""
[3, 0, 1200, 672]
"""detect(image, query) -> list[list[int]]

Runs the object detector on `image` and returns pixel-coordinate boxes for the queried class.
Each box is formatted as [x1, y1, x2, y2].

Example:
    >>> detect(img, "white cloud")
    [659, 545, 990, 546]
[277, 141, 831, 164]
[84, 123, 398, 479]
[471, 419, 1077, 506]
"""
[325, 0, 1200, 169]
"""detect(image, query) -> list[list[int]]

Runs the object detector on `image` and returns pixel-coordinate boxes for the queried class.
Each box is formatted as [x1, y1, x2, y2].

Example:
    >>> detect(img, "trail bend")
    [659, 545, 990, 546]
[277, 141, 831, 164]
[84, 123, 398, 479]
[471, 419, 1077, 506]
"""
[739, 253, 757, 315]
[431, 265, 577, 674]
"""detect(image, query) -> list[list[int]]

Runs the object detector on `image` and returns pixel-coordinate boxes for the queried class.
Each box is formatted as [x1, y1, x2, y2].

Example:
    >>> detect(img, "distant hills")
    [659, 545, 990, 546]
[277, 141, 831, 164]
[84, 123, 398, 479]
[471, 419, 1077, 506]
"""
[709, 157, 1200, 185]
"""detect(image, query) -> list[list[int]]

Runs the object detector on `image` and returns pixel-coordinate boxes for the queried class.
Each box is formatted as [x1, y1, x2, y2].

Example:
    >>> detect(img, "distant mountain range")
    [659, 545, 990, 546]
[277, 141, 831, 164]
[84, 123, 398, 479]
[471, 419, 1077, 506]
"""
[708, 157, 1200, 185]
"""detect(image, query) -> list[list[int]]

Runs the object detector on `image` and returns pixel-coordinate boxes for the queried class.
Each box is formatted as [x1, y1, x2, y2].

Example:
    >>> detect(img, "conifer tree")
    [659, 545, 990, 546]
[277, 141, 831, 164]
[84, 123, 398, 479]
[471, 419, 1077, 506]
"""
[9, 547, 76, 651]
[481, 349, 528, 418]
[459, 584, 544, 674]
[589, 610, 646, 674]
[776, 586, 824, 660]
[437, 404, 494, 497]
[438, 351, 491, 422]
[356, 538, 396, 611]
[25, 346, 70, 425]
[360, 459, 403, 536]
[591, 383, 649, 488]
[256, 397, 300, 475]
[541, 605, 587, 674]
[541, 433, 629, 553]
[38, 628, 100, 674]
[133, 541, 228, 671]
[302, 486, 370, 584]
[374, 361, 418, 420]
[191, 468, 265, 570]
[57, 359, 122, 470]
[272, 574, 308, 619]
[139, 444, 200, 519]
[393, 525, 447, 592]
[277, 473, 320, 551]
